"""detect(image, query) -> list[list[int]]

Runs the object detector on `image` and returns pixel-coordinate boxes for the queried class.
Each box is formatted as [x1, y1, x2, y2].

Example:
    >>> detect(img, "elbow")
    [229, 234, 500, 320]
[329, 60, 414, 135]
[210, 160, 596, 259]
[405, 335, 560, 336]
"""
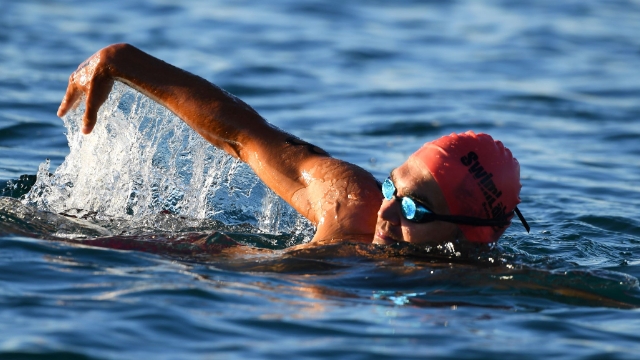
[227, 143, 243, 160]
[220, 138, 245, 160]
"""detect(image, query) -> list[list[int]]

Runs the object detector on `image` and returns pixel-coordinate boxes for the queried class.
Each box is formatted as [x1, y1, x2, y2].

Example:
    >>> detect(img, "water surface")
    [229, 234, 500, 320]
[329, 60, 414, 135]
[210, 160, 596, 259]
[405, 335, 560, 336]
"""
[1, 0, 640, 359]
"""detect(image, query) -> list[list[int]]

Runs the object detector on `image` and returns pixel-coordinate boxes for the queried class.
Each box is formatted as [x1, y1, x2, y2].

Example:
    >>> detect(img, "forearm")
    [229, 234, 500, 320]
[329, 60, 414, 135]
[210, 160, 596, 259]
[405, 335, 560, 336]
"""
[58, 43, 359, 228]
[105, 45, 328, 206]
[99, 43, 272, 160]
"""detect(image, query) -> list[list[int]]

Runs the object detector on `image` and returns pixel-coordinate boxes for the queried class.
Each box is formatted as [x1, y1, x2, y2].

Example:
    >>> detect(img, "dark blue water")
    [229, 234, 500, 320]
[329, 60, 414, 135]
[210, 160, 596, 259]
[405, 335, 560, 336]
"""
[2, 0, 640, 358]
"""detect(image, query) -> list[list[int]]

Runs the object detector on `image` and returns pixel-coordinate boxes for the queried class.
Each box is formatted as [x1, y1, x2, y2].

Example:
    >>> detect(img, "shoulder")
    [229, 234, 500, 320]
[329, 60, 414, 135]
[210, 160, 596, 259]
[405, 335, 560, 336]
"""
[299, 158, 382, 243]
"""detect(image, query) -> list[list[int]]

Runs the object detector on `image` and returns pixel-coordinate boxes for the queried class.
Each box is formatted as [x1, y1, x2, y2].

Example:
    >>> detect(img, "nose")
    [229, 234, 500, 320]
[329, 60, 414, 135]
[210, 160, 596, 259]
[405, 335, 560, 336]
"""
[377, 197, 402, 226]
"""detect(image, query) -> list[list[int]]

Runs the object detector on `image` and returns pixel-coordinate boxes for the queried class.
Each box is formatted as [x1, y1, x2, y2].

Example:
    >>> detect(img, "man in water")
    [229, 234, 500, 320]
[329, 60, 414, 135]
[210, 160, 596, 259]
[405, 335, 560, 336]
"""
[58, 43, 528, 248]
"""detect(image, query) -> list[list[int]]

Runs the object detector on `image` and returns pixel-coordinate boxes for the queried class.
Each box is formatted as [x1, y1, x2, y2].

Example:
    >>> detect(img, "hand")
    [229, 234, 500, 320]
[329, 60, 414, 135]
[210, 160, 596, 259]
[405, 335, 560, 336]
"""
[57, 48, 115, 134]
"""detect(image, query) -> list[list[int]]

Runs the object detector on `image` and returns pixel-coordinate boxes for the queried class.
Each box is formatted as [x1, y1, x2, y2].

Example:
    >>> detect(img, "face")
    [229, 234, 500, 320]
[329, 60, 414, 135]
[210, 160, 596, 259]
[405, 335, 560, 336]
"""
[373, 156, 461, 245]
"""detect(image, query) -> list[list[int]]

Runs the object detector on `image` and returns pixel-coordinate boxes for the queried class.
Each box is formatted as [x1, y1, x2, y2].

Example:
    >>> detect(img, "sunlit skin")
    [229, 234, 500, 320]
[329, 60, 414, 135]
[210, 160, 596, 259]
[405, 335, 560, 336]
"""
[373, 156, 463, 246]
[58, 43, 464, 247]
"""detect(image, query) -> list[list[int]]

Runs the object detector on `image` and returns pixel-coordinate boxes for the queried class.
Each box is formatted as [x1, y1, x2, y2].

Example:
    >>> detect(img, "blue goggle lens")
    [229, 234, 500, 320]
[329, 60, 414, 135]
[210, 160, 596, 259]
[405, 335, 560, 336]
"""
[381, 178, 395, 200]
[381, 177, 431, 222]
[401, 197, 418, 220]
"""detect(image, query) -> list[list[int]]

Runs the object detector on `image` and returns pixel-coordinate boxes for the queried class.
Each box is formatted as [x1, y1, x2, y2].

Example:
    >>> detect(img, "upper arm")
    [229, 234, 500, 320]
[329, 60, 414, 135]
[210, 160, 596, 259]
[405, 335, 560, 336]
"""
[192, 98, 382, 240]
[240, 131, 381, 240]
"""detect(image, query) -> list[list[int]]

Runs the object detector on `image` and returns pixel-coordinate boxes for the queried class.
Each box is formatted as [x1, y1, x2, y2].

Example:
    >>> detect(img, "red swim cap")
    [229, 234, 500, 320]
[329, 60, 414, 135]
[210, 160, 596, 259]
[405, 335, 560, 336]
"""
[411, 131, 521, 243]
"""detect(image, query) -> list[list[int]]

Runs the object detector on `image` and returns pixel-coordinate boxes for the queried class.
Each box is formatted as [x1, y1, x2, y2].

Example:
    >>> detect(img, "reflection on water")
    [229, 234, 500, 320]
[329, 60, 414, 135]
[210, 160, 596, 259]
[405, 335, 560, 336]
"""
[4, 191, 639, 311]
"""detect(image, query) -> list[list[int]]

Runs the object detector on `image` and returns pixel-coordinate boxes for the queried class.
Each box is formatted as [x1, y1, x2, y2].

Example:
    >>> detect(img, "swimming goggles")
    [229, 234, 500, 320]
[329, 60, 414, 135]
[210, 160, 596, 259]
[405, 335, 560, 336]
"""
[382, 177, 530, 232]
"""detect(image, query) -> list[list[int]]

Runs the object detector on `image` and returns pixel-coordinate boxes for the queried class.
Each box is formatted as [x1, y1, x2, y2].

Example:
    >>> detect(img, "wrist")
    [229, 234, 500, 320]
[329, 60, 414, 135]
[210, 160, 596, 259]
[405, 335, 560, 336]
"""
[99, 43, 138, 79]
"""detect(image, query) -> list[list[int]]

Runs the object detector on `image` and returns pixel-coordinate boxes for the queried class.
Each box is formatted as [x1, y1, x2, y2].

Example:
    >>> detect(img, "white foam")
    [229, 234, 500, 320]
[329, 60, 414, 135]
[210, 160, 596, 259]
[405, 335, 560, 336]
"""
[24, 82, 313, 240]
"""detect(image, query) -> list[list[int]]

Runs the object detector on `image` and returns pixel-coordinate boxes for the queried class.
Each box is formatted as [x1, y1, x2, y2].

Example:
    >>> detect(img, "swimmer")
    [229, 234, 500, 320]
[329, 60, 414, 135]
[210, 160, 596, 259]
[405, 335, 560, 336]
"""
[57, 43, 529, 249]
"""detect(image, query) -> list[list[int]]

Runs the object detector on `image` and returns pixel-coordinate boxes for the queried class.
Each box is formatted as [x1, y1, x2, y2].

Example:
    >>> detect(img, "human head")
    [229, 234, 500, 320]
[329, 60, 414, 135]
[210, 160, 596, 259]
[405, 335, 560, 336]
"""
[374, 131, 521, 245]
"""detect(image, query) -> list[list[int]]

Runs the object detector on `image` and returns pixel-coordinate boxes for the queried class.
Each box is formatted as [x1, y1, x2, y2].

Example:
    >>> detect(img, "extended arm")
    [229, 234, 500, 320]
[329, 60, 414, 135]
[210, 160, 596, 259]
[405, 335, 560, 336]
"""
[58, 44, 381, 242]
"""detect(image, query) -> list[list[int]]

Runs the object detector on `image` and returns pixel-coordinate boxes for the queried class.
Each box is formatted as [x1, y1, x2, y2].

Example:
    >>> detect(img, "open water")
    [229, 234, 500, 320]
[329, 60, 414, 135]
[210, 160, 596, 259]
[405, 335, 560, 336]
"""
[1, 0, 640, 359]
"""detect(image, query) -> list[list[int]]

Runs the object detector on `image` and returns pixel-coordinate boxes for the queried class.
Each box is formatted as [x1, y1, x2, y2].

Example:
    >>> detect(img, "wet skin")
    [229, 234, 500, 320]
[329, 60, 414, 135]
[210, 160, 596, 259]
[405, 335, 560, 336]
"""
[58, 43, 464, 247]
[373, 156, 462, 246]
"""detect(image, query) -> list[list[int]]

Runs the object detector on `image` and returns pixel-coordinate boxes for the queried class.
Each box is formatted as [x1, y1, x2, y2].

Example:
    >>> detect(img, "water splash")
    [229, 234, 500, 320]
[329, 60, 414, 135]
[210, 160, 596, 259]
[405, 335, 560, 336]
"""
[23, 82, 313, 241]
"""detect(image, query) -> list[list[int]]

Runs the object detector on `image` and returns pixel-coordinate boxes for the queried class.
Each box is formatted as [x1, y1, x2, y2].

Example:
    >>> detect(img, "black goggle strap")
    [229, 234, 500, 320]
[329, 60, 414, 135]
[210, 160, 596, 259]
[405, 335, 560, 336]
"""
[514, 206, 530, 233]
[422, 208, 530, 232]
[418, 212, 513, 227]
[382, 177, 531, 233]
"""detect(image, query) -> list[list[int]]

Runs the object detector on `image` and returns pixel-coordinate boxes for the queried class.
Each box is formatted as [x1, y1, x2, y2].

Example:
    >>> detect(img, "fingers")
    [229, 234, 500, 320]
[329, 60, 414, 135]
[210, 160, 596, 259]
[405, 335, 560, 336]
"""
[57, 74, 82, 117]
[59, 49, 117, 134]
[82, 77, 114, 134]
[81, 109, 97, 135]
